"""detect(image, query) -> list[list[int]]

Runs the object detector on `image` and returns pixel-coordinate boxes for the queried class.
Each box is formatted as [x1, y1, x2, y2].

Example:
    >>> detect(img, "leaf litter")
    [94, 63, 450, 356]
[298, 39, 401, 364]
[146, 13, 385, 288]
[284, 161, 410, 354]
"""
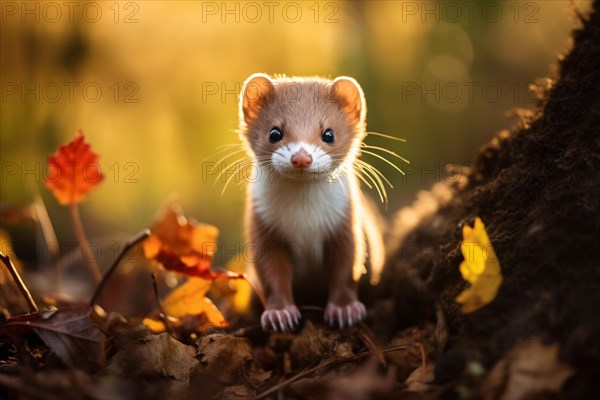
[0, 131, 578, 399]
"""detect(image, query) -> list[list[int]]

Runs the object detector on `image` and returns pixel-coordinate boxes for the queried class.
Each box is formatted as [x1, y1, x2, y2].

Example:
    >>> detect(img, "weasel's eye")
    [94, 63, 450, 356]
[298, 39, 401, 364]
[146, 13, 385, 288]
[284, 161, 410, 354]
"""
[269, 128, 283, 143]
[321, 129, 335, 144]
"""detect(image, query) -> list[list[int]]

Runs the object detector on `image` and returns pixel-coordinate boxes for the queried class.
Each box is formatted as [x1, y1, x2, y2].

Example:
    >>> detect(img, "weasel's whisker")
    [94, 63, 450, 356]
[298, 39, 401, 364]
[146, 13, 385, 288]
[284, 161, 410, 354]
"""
[355, 159, 389, 200]
[354, 164, 386, 204]
[214, 157, 251, 185]
[213, 149, 248, 167]
[217, 143, 243, 150]
[361, 144, 410, 165]
[366, 131, 407, 142]
[360, 150, 406, 176]
[328, 165, 349, 198]
[202, 143, 244, 161]
[353, 169, 373, 189]
[356, 159, 393, 189]
[221, 161, 253, 195]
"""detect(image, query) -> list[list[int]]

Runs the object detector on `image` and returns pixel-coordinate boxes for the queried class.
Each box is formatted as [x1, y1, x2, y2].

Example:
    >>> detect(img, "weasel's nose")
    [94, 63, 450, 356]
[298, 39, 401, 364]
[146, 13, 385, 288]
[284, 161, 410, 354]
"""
[291, 149, 313, 169]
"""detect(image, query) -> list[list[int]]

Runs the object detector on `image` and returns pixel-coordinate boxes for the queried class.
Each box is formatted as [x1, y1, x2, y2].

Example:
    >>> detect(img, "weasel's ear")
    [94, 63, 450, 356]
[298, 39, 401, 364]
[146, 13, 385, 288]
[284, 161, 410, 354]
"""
[240, 73, 274, 126]
[331, 76, 366, 125]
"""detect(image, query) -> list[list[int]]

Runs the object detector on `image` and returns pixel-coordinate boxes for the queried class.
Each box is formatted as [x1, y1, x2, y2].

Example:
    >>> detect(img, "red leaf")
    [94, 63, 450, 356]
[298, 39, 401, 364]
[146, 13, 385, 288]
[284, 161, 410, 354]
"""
[44, 130, 104, 205]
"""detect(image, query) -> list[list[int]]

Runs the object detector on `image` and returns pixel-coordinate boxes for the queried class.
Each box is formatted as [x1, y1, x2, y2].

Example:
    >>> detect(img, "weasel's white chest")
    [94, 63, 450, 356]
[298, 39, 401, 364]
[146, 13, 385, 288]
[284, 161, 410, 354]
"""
[251, 177, 349, 253]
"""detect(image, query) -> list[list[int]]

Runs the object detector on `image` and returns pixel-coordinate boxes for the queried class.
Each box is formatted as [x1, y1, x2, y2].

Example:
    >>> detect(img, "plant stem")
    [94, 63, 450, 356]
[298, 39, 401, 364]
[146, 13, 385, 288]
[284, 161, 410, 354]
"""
[69, 203, 101, 284]
[151, 273, 175, 337]
[0, 252, 39, 313]
[90, 229, 150, 306]
[31, 187, 60, 291]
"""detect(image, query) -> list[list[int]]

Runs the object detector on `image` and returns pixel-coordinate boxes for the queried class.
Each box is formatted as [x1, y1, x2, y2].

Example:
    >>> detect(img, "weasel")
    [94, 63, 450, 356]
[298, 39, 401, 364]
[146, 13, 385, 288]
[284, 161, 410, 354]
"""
[238, 73, 384, 332]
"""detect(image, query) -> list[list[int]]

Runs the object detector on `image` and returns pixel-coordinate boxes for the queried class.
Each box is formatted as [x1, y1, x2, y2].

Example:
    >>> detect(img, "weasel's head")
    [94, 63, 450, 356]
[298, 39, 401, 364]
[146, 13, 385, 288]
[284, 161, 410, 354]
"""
[238, 73, 366, 181]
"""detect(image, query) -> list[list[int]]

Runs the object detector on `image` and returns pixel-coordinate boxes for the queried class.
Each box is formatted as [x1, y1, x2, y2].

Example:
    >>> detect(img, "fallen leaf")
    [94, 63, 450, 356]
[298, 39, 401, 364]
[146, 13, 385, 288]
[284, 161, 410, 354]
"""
[44, 131, 104, 205]
[107, 325, 198, 380]
[4, 305, 105, 369]
[404, 363, 435, 392]
[162, 277, 227, 329]
[291, 359, 397, 400]
[455, 217, 503, 313]
[210, 255, 253, 314]
[289, 321, 352, 370]
[142, 317, 167, 333]
[143, 202, 220, 278]
[196, 333, 262, 385]
[482, 339, 574, 400]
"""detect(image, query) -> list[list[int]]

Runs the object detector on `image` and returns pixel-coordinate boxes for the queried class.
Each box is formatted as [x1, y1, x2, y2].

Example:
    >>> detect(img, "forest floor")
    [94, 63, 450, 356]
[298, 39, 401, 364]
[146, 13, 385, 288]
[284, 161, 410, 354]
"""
[1, 1, 599, 399]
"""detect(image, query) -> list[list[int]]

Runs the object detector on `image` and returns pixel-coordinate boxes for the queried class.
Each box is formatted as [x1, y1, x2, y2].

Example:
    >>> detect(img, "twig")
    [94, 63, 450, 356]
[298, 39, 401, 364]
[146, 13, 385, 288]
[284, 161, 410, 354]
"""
[357, 323, 386, 366]
[89, 229, 150, 306]
[151, 273, 175, 337]
[413, 342, 427, 381]
[252, 344, 409, 400]
[31, 188, 60, 290]
[69, 203, 101, 284]
[0, 252, 38, 313]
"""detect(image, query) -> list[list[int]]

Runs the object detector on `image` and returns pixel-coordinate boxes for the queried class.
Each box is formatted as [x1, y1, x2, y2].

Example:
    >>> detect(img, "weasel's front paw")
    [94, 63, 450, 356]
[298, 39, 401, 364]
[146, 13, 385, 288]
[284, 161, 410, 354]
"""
[260, 305, 301, 332]
[324, 300, 366, 329]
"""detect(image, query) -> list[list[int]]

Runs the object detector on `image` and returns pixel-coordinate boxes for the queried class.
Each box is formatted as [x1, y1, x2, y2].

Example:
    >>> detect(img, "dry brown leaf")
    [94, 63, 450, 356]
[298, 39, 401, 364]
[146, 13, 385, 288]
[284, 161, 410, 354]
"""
[289, 321, 353, 370]
[291, 359, 397, 400]
[196, 333, 268, 385]
[404, 363, 435, 392]
[482, 339, 574, 400]
[5, 305, 105, 370]
[106, 325, 198, 381]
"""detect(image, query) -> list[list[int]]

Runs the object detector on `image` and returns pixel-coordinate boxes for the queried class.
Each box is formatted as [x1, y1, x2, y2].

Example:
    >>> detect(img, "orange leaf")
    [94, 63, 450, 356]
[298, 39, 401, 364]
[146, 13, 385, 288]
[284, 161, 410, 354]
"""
[143, 202, 220, 278]
[162, 277, 227, 329]
[44, 131, 104, 205]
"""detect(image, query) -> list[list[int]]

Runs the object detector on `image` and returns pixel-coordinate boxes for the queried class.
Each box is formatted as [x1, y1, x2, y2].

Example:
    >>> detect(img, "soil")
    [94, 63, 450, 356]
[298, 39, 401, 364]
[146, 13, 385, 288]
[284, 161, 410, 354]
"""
[379, 1, 600, 397]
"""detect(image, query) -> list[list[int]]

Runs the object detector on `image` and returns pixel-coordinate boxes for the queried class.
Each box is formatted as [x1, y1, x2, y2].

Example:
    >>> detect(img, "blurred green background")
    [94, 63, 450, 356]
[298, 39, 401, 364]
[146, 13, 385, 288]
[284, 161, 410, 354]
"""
[0, 0, 591, 266]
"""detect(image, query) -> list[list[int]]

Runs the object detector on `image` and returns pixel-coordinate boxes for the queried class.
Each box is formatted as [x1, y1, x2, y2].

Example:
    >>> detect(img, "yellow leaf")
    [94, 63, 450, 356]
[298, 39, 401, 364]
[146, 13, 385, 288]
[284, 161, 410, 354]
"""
[142, 318, 166, 333]
[455, 217, 503, 313]
[162, 277, 227, 329]
[226, 256, 252, 313]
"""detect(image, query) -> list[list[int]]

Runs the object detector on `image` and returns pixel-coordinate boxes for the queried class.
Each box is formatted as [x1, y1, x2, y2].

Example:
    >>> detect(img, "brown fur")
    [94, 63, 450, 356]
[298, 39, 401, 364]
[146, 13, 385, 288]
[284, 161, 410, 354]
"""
[238, 74, 382, 331]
